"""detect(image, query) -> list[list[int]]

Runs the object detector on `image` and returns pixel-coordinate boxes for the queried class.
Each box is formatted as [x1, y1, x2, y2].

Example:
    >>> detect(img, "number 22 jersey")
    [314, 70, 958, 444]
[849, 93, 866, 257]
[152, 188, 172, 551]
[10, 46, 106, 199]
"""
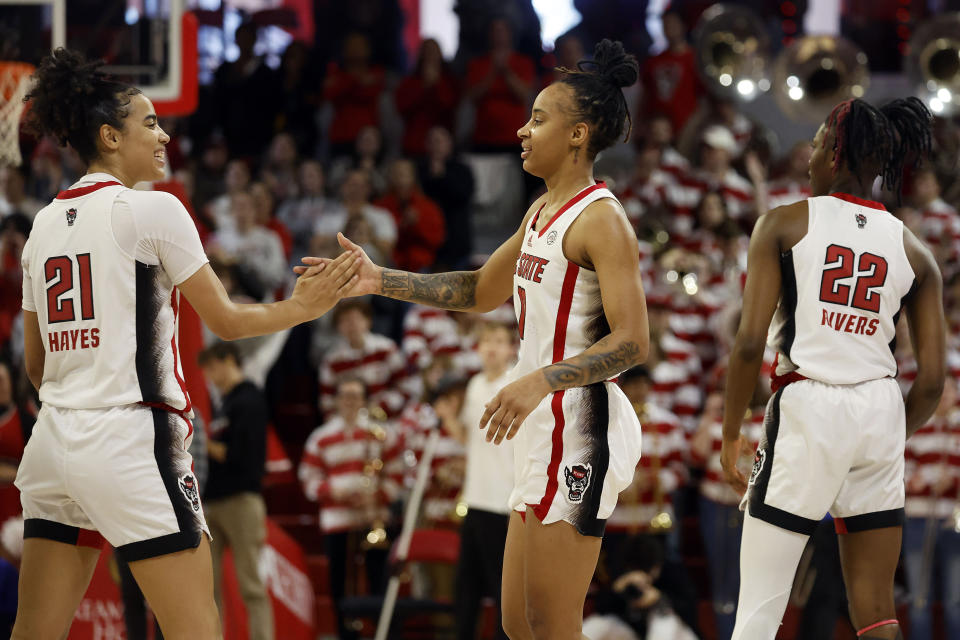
[21, 173, 209, 412]
[768, 193, 916, 386]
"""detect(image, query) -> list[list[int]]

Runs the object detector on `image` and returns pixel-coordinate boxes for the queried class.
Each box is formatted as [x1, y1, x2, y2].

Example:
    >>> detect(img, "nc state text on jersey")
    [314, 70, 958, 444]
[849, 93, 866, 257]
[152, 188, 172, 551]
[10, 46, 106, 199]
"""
[820, 309, 879, 336]
[516, 252, 550, 283]
[48, 328, 101, 352]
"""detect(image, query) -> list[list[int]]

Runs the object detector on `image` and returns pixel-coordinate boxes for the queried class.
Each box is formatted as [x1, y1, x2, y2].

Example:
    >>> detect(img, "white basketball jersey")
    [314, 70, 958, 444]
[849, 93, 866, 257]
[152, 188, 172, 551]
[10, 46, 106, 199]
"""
[513, 183, 617, 375]
[768, 193, 916, 385]
[21, 174, 208, 412]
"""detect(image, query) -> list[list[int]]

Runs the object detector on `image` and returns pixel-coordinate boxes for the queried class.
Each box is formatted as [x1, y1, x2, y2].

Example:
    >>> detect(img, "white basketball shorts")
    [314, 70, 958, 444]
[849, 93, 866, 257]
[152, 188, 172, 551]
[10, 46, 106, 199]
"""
[743, 376, 905, 536]
[509, 381, 642, 536]
[15, 403, 209, 561]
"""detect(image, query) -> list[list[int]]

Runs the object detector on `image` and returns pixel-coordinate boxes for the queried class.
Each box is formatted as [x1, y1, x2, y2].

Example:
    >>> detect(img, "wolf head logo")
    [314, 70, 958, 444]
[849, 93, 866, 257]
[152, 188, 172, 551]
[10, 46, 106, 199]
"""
[564, 464, 592, 504]
[66, 208, 77, 226]
[178, 474, 201, 512]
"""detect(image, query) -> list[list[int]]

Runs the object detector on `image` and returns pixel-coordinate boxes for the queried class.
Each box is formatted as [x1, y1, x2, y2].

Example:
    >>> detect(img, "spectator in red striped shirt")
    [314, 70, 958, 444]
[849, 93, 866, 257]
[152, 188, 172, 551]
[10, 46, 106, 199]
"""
[746, 142, 812, 216]
[659, 126, 754, 244]
[689, 387, 766, 640]
[398, 376, 467, 529]
[647, 114, 690, 180]
[608, 366, 688, 536]
[318, 300, 409, 419]
[645, 300, 704, 434]
[909, 168, 960, 278]
[902, 376, 960, 640]
[605, 366, 699, 636]
[298, 377, 405, 640]
[401, 306, 483, 384]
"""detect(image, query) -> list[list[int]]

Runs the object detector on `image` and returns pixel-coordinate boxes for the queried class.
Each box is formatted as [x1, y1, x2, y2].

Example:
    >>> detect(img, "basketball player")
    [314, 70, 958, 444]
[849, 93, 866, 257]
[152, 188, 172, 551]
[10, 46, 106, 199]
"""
[301, 38, 648, 640]
[721, 97, 945, 640]
[13, 49, 359, 640]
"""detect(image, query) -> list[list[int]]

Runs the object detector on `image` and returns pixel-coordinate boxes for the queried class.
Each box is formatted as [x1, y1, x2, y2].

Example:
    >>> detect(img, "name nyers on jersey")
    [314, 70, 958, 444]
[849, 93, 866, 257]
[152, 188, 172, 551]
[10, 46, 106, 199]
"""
[768, 193, 916, 385]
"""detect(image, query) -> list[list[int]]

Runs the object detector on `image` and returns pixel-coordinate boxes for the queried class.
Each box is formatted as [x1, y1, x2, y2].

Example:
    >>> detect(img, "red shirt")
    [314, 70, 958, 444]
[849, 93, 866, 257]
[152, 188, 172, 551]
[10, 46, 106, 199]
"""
[0, 407, 27, 523]
[375, 191, 446, 272]
[323, 63, 386, 145]
[640, 47, 701, 134]
[466, 53, 536, 148]
[394, 73, 459, 155]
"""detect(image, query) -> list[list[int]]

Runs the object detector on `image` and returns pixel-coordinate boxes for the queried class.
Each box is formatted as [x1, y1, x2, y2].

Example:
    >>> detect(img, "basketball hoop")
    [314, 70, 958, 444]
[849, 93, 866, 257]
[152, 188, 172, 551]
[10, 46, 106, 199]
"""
[0, 62, 35, 167]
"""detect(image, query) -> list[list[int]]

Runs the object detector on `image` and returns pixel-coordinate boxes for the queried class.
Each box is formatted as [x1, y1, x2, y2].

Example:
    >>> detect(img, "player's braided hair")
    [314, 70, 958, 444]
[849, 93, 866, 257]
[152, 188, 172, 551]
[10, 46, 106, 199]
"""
[557, 39, 639, 158]
[24, 48, 141, 164]
[822, 96, 932, 203]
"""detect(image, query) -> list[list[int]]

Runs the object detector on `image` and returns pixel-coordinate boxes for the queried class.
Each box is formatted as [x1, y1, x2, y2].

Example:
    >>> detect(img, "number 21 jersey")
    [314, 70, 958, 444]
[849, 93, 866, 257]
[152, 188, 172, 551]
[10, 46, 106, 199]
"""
[21, 173, 209, 412]
[768, 193, 916, 385]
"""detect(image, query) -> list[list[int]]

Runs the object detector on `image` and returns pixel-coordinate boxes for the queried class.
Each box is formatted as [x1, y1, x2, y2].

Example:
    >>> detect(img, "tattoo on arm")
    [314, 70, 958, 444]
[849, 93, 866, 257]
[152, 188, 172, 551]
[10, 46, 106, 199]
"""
[381, 269, 478, 310]
[542, 337, 643, 391]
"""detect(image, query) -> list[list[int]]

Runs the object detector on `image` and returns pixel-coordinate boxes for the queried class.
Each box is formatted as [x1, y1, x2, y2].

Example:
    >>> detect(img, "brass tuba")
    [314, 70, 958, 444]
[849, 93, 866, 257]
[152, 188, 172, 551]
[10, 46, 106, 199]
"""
[773, 35, 870, 123]
[692, 4, 772, 101]
[906, 13, 960, 116]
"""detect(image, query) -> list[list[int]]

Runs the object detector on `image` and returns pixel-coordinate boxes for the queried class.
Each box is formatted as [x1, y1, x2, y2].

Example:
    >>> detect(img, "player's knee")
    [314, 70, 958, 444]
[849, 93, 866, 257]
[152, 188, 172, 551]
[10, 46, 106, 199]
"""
[846, 583, 895, 627]
[524, 596, 570, 640]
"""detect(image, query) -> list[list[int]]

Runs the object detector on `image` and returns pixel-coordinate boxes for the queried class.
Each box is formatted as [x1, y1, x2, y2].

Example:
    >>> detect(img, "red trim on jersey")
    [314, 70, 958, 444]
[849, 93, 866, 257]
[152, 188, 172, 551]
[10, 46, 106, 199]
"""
[55, 181, 122, 199]
[169, 291, 192, 415]
[830, 192, 887, 212]
[770, 352, 807, 392]
[834, 517, 849, 534]
[533, 182, 607, 237]
[531, 261, 581, 520]
[533, 390, 568, 522]
[552, 262, 580, 362]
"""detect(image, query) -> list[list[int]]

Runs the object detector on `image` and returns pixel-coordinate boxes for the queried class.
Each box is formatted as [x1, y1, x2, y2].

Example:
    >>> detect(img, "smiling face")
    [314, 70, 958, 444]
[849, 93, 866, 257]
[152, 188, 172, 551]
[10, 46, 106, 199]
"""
[107, 93, 169, 184]
[517, 83, 587, 178]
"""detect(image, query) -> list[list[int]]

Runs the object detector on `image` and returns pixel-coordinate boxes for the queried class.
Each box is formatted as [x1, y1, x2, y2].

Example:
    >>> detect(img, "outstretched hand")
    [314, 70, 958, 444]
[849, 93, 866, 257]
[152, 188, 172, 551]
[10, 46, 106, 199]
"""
[291, 248, 360, 318]
[293, 233, 381, 298]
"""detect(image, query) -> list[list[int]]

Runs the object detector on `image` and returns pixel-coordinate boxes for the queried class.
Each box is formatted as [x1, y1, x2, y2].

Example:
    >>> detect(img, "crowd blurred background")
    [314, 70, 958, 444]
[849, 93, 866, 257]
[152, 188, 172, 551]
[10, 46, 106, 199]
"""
[1, 0, 960, 638]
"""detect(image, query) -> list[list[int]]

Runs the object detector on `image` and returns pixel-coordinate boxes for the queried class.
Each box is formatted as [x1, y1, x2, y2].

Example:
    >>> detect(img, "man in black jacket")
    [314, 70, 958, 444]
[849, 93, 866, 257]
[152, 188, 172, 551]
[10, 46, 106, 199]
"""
[199, 342, 274, 640]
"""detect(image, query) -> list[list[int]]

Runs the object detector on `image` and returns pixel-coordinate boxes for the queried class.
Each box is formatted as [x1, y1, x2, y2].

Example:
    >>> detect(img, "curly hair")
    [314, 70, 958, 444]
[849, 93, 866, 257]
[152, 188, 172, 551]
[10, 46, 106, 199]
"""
[557, 39, 639, 158]
[23, 48, 141, 164]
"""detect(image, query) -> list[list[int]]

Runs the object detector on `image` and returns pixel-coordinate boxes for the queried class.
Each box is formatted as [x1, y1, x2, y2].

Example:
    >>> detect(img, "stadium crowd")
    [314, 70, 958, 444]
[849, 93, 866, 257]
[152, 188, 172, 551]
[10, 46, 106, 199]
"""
[1, 4, 960, 640]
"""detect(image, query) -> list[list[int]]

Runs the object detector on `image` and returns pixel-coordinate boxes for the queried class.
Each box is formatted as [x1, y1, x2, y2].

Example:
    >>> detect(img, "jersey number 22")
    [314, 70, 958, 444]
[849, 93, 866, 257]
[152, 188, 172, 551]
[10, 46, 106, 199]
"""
[818, 244, 888, 313]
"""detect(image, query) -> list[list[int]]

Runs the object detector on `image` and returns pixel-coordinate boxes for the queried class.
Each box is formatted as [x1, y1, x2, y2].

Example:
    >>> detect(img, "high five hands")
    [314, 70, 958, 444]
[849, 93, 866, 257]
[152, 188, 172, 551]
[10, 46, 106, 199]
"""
[294, 232, 380, 298]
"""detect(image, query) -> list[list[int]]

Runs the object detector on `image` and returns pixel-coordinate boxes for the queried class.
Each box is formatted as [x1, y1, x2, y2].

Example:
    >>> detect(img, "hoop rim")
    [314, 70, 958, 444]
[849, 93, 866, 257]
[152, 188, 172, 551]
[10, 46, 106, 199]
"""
[0, 61, 36, 77]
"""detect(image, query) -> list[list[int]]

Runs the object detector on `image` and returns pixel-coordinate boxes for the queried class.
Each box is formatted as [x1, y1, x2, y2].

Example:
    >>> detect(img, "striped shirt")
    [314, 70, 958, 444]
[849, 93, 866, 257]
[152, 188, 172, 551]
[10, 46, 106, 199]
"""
[607, 403, 688, 532]
[298, 413, 407, 533]
[319, 333, 409, 420]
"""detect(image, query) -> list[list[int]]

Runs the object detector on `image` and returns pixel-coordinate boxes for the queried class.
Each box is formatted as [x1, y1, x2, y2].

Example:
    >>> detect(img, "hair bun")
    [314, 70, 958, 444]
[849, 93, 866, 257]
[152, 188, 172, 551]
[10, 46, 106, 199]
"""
[591, 39, 639, 90]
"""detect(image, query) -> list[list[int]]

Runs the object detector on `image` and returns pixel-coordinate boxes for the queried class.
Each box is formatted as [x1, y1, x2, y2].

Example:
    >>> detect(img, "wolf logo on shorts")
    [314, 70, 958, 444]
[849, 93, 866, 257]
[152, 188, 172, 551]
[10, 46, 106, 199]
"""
[564, 464, 592, 504]
[749, 449, 766, 486]
[179, 474, 200, 512]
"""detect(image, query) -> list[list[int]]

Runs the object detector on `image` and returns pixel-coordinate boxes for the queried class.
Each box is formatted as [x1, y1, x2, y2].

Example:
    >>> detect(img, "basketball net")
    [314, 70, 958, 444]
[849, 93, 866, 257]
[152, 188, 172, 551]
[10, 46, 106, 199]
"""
[0, 62, 35, 167]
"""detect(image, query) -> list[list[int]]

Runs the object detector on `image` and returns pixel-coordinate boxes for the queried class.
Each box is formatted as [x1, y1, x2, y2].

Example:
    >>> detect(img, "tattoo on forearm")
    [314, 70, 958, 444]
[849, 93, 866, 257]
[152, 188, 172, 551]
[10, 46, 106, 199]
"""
[381, 269, 478, 310]
[543, 338, 643, 391]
